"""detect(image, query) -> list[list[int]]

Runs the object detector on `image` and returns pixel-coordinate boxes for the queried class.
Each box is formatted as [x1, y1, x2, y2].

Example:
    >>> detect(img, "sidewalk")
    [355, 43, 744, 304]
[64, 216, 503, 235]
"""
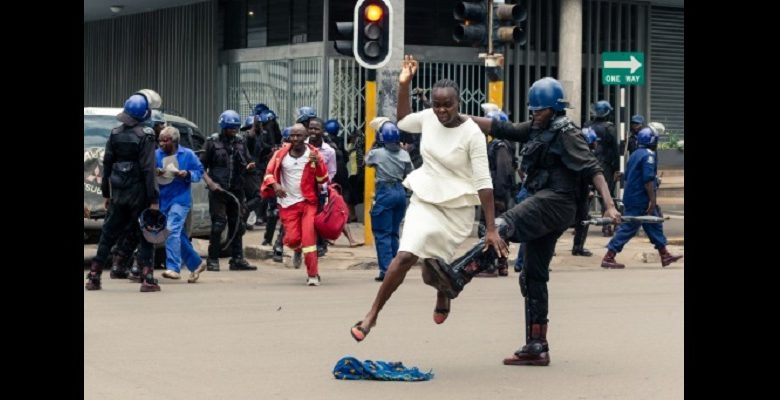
[230, 221, 684, 273]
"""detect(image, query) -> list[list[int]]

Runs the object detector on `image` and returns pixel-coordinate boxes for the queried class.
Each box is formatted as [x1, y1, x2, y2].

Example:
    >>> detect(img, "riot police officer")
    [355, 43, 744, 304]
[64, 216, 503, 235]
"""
[585, 100, 620, 236]
[601, 128, 683, 269]
[571, 128, 599, 256]
[86, 89, 163, 293]
[437, 77, 621, 366]
[200, 110, 258, 272]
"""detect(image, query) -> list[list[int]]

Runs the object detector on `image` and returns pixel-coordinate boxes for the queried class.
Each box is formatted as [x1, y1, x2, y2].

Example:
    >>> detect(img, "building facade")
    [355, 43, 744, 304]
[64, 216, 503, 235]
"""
[84, 0, 684, 139]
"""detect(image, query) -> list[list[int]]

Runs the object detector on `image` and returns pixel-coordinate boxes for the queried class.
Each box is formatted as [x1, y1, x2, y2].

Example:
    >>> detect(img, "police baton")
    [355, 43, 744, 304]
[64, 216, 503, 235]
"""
[219, 188, 243, 252]
[581, 215, 668, 226]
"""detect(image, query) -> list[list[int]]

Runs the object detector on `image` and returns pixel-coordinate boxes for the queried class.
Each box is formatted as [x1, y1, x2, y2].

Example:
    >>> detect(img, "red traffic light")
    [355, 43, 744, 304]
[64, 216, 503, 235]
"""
[365, 4, 383, 22]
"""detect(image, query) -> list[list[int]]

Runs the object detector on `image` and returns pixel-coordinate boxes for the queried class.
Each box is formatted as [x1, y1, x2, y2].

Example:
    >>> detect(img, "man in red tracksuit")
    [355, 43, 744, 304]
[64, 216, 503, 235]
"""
[261, 123, 329, 286]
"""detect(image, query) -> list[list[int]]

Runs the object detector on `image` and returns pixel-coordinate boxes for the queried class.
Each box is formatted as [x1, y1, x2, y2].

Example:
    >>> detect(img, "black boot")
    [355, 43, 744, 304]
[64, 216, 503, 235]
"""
[206, 258, 220, 271]
[109, 254, 129, 279]
[139, 266, 161, 292]
[85, 261, 103, 290]
[128, 263, 142, 282]
[503, 323, 550, 366]
[229, 257, 257, 271]
[427, 218, 513, 298]
[571, 246, 593, 257]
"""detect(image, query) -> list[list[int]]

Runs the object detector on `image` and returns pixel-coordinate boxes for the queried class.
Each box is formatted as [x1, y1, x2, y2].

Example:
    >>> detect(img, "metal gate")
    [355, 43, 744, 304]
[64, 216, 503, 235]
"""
[327, 58, 487, 136]
[225, 57, 323, 127]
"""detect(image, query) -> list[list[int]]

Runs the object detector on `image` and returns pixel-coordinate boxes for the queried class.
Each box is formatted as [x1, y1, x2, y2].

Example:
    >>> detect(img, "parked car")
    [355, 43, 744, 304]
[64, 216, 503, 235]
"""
[84, 107, 215, 244]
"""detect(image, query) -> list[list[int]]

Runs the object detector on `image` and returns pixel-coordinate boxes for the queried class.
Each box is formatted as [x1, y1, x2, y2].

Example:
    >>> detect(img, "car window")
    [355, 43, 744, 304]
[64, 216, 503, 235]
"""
[191, 128, 205, 151]
[84, 115, 121, 149]
[171, 123, 193, 149]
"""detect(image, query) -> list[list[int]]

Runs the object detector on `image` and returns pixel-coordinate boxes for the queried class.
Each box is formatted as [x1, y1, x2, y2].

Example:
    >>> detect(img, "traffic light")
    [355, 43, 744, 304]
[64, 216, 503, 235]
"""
[492, 0, 527, 48]
[333, 20, 354, 56]
[354, 0, 393, 69]
[453, 1, 488, 46]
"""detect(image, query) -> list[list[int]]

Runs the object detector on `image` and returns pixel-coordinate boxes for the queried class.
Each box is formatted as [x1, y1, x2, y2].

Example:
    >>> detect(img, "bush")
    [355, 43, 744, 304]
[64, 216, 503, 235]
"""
[658, 131, 684, 151]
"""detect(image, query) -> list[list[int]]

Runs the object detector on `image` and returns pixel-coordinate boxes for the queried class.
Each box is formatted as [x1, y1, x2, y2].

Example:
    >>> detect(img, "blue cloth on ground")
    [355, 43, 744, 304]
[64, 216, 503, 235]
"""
[333, 356, 434, 381]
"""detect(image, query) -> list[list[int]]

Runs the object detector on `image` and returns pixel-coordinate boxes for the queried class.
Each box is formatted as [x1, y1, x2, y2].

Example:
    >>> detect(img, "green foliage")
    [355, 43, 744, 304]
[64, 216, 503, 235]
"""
[658, 131, 684, 151]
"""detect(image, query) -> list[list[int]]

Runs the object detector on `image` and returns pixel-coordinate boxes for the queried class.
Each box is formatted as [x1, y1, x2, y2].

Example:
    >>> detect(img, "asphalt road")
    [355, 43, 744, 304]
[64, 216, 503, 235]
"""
[85, 255, 683, 400]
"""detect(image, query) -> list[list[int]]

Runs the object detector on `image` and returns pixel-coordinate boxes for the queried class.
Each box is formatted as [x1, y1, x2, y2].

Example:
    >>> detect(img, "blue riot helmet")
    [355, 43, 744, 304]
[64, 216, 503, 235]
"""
[582, 127, 598, 145]
[591, 100, 613, 118]
[240, 116, 254, 131]
[636, 127, 657, 147]
[527, 77, 569, 112]
[258, 109, 277, 123]
[486, 110, 509, 121]
[324, 119, 341, 136]
[630, 115, 646, 125]
[218, 110, 242, 130]
[378, 122, 401, 152]
[281, 126, 292, 142]
[254, 103, 269, 115]
[296, 106, 317, 123]
[123, 95, 150, 121]
[138, 208, 170, 244]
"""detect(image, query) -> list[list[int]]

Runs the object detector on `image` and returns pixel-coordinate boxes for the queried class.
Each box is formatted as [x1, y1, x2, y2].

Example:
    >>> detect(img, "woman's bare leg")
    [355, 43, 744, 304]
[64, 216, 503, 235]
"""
[356, 251, 419, 333]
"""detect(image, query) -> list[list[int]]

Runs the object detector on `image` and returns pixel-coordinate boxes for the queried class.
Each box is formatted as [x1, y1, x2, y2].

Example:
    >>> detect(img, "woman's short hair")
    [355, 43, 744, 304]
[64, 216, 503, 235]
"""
[431, 79, 460, 99]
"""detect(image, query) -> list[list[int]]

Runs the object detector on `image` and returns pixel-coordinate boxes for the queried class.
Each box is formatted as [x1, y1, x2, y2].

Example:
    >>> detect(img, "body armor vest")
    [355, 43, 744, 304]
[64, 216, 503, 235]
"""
[108, 125, 151, 203]
[520, 116, 578, 194]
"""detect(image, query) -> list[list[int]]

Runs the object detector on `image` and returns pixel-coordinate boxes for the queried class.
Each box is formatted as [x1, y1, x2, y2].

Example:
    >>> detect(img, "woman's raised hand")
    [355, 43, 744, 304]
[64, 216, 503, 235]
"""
[399, 54, 418, 84]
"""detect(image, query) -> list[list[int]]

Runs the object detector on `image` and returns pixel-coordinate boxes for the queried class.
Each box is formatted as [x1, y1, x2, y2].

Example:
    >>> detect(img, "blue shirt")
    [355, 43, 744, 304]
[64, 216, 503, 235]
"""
[155, 146, 204, 211]
[623, 147, 657, 207]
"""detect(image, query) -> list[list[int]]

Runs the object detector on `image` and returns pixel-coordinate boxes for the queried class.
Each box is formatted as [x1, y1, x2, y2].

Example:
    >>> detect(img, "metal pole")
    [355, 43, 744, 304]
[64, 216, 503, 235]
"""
[363, 69, 377, 246]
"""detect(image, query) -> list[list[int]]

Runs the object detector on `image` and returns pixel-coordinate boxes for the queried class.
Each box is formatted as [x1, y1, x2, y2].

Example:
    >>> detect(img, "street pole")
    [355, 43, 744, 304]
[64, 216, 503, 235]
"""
[363, 69, 377, 246]
[483, 0, 504, 111]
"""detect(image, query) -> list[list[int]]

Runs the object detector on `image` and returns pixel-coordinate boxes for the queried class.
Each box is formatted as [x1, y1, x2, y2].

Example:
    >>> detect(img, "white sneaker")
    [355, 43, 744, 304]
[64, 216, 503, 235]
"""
[247, 211, 257, 226]
[162, 270, 181, 279]
[188, 264, 206, 283]
[306, 275, 321, 286]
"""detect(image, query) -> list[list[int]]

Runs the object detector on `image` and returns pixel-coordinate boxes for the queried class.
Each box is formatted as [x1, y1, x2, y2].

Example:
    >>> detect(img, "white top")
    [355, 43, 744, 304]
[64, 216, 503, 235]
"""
[278, 148, 310, 208]
[397, 108, 492, 208]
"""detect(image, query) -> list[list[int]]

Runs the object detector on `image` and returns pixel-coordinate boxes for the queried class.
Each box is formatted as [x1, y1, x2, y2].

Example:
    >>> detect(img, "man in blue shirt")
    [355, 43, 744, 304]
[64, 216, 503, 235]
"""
[155, 126, 207, 282]
[600, 128, 683, 269]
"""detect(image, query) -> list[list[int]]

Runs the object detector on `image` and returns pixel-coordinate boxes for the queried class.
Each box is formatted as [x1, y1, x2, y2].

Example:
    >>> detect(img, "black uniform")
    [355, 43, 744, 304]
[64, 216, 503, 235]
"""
[87, 112, 159, 289]
[431, 115, 604, 365]
[200, 132, 255, 266]
[586, 118, 620, 209]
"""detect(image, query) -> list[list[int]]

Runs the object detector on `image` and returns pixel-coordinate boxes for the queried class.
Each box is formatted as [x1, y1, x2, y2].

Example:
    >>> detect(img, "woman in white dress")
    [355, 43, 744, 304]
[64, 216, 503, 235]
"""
[351, 55, 509, 342]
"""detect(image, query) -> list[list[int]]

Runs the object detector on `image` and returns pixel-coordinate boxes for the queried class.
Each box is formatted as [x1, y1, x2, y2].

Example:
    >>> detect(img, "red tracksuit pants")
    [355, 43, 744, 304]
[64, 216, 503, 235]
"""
[278, 201, 319, 277]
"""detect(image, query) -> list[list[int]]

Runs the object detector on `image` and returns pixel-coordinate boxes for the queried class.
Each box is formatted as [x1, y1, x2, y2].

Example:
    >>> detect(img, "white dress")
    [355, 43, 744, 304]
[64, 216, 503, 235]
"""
[396, 109, 493, 262]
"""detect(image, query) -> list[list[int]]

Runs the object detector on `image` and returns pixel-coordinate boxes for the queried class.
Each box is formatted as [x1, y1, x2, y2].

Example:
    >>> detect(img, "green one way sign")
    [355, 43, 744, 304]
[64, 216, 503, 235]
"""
[602, 52, 644, 85]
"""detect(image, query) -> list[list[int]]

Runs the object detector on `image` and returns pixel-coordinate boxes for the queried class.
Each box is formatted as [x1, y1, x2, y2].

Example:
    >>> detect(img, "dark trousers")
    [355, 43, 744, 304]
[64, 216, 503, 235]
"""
[572, 195, 592, 249]
[501, 189, 576, 323]
[96, 202, 152, 268]
[262, 196, 279, 243]
[208, 189, 246, 260]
